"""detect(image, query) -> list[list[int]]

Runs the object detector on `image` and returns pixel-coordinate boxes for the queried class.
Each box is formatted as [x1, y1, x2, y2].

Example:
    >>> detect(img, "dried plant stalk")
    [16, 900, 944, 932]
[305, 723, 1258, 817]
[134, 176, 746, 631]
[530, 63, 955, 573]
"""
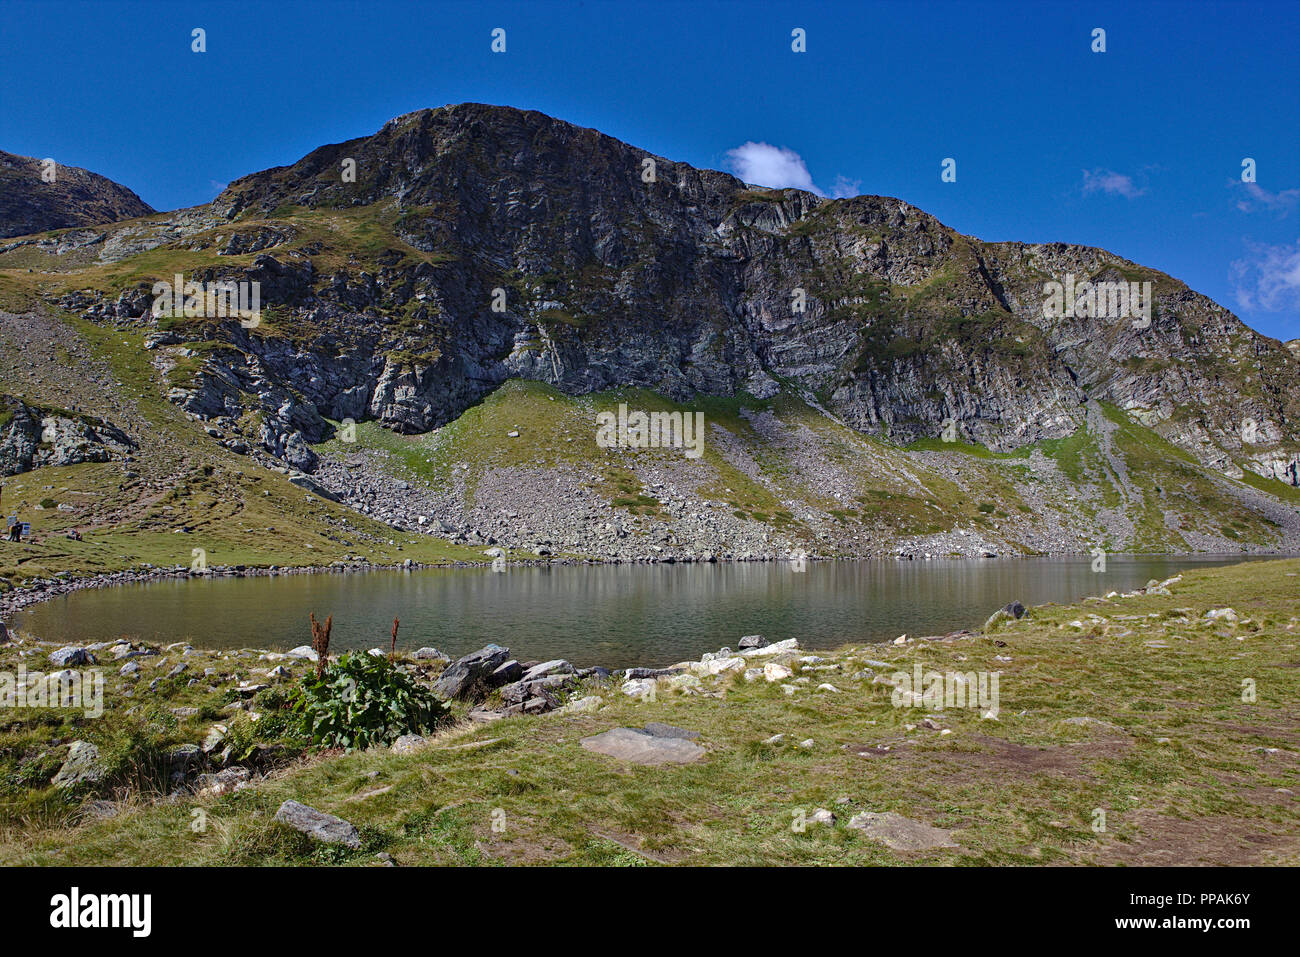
[309, 612, 333, 678]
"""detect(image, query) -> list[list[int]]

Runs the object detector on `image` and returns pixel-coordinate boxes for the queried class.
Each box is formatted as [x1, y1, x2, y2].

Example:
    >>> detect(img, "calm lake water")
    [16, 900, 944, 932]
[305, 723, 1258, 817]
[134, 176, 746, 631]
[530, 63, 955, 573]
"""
[15, 556, 1251, 668]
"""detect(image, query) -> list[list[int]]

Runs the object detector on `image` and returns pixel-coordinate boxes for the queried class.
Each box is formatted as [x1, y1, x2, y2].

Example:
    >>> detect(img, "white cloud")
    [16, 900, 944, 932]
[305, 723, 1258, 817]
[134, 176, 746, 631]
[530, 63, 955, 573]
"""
[830, 174, 862, 199]
[725, 142, 825, 196]
[1081, 168, 1145, 199]
[1230, 239, 1300, 313]
[1232, 181, 1300, 215]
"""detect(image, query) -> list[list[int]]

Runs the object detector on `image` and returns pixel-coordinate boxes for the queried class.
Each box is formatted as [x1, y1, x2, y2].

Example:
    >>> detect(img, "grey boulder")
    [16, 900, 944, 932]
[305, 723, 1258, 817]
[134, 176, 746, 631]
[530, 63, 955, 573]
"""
[274, 800, 361, 849]
[391, 734, 427, 754]
[520, 659, 574, 683]
[48, 646, 93, 667]
[499, 672, 575, 705]
[432, 644, 510, 699]
[983, 600, 1027, 633]
[491, 659, 524, 685]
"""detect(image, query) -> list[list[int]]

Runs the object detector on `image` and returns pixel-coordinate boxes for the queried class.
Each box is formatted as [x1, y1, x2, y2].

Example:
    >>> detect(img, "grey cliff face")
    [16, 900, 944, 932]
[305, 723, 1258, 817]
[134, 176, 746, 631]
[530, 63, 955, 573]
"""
[28, 104, 1300, 484]
[0, 396, 136, 477]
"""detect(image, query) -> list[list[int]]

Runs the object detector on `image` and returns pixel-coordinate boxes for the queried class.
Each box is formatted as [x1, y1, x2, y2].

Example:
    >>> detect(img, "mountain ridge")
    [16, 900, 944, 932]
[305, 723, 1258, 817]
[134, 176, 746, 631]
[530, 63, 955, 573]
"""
[0, 149, 153, 239]
[194, 103, 1297, 476]
[1, 102, 1297, 569]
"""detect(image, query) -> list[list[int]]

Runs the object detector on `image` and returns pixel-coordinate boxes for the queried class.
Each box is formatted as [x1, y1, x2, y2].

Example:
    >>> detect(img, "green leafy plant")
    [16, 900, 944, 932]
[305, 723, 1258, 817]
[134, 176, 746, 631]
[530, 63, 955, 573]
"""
[220, 714, 262, 763]
[289, 651, 448, 752]
[247, 686, 301, 743]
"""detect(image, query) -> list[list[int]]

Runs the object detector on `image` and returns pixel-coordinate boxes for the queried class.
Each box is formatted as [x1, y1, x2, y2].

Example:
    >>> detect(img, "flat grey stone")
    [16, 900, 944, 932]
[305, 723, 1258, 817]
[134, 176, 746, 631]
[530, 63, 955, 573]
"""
[499, 672, 575, 704]
[642, 722, 700, 740]
[623, 666, 682, 679]
[580, 727, 705, 765]
[197, 766, 249, 795]
[521, 659, 574, 683]
[274, 800, 361, 849]
[846, 811, 958, 851]
[52, 741, 103, 789]
[202, 725, 227, 753]
[489, 660, 523, 688]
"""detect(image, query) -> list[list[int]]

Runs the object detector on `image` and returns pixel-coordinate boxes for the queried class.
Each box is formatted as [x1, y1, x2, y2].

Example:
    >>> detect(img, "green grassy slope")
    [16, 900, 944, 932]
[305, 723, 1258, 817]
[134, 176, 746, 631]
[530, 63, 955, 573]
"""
[0, 313, 483, 589]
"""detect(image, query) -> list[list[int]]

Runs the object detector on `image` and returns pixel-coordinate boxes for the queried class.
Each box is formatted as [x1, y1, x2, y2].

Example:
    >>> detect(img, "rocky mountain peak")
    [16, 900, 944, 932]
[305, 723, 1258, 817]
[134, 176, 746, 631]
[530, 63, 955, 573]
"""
[0, 150, 154, 240]
[7, 105, 1299, 505]
[213, 103, 758, 228]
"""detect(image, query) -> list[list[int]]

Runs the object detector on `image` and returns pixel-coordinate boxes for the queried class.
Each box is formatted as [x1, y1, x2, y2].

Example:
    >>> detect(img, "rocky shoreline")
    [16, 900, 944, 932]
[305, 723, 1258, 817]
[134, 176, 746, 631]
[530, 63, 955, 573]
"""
[3, 609, 977, 799]
[0, 575, 1112, 807]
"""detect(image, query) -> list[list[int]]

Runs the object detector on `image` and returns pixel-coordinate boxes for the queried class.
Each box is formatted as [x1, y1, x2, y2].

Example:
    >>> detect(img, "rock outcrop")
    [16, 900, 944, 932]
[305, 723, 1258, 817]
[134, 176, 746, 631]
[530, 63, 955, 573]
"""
[431, 643, 511, 699]
[0, 395, 136, 476]
[0, 150, 153, 239]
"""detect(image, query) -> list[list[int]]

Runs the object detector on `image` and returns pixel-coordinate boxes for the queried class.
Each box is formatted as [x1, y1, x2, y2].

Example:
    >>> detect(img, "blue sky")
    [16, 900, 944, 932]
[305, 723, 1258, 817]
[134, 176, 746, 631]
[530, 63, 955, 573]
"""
[3, 0, 1298, 340]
